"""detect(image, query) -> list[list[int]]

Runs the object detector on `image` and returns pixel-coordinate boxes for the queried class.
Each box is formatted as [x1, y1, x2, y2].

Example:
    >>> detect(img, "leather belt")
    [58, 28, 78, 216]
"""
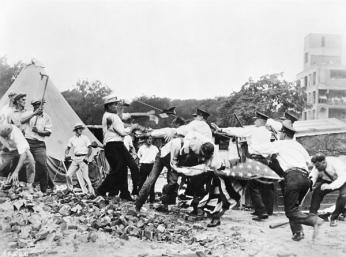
[75, 154, 87, 157]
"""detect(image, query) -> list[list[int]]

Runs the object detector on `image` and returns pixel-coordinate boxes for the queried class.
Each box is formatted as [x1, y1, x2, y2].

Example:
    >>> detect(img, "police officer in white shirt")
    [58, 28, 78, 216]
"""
[310, 153, 346, 227]
[212, 111, 274, 220]
[252, 124, 323, 241]
[65, 123, 94, 195]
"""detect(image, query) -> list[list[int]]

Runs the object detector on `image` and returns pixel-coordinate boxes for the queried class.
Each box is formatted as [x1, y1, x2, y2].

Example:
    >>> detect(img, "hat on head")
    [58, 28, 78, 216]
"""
[280, 112, 298, 123]
[13, 93, 26, 104]
[200, 142, 214, 159]
[31, 99, 46, 105]
[192, 108, 210, 119]
[73, 123, 85, 131]
[0, 124, 13, 138]
[280, 124, 296, 137]
[311, 152, 326, 163]
[103, 94, 121, 105]
[8, 92, 17, 98]
[253, 111, 269, 121]
[172, 116, 186, 126]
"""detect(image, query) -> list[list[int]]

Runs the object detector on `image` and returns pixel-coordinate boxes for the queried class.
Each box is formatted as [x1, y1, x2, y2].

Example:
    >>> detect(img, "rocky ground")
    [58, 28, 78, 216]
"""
[1, 182, 346, 257]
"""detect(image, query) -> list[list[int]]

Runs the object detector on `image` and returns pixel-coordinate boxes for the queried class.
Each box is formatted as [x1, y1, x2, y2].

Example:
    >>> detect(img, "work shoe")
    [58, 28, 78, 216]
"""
[338, 215, 345, 221]
[252, 214, 269, 221]
[251, 211, 260, 216]
[292, 232, 304, 241]
[207, 218, 221, 228]
[330, 219, 337, 227]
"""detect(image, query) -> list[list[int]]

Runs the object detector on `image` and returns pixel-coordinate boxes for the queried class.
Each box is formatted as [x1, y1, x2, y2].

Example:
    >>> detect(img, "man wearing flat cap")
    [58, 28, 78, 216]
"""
[65, 123, 95, 195]
[212, 111, 274, 220]
[251, 124, 323, 241]
[310, 153, 346, 227]
[281, 112, 298, 127]
[23, 99, 53, 193]
[0, 124, 35, 192]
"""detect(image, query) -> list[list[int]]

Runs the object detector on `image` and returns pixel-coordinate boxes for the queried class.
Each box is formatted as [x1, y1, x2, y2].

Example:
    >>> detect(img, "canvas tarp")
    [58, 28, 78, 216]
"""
[0, 63, 107, 183]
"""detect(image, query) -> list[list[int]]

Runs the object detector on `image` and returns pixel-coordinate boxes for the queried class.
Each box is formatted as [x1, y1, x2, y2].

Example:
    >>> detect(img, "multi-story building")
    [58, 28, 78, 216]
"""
[297, 34, 346, 120]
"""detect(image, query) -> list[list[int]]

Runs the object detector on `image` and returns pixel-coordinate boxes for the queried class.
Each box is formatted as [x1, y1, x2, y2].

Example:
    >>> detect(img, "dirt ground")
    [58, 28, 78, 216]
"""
[1, 199, 346, 257]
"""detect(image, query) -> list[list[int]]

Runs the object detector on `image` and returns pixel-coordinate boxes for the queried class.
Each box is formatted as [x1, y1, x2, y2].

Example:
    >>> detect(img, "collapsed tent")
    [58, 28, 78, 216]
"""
[0, 63, 108, 184]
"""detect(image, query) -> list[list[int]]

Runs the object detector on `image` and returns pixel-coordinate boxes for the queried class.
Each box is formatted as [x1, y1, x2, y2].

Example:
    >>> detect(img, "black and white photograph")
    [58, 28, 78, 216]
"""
[1, 0, 346, 256]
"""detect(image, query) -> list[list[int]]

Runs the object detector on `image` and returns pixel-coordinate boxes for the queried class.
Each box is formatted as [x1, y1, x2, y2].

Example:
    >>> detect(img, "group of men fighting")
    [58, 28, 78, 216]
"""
[1, 92, 346, 242]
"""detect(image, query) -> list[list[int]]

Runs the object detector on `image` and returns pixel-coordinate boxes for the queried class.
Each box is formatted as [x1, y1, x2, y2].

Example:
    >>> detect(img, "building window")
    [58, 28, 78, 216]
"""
[304, 76, 308, 87]
[313, 110, 316, 119]
[304, 52, 308, 63]
[313, 72, 316, 85]
[313, 91, 316, 104]
[303, 112, 307, 120]
[330, 70, 346, 79]
[321, 36, 325, 47]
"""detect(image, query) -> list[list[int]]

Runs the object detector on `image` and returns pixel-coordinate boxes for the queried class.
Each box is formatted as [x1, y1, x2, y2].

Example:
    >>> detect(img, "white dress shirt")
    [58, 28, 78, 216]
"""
[252, 139, 311, 172]
[221, 125, 272, 156]
[67, 134, 91, 155]
[137, 144, 159, 164]
[176, 119, 212, 140]
[102, 112, 126, 144]
[25, 112, 52, 142]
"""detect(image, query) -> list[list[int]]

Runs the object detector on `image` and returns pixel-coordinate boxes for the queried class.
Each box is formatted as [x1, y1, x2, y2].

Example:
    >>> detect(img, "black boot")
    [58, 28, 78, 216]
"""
[292, 232, 304, 241]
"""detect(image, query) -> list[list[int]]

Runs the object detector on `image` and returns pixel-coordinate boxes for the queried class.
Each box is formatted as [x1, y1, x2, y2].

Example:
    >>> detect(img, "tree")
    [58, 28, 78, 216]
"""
[62, 80, 112, 124]
[0, 57, 24, 97]
[217, 73, 307, 126]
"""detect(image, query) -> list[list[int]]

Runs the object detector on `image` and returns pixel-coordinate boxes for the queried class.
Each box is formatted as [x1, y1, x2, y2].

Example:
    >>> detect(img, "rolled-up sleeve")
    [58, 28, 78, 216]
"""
[328, 160, 346, 190]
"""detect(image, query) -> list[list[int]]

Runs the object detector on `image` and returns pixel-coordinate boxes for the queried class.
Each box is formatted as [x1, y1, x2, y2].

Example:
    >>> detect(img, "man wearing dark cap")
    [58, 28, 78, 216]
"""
[310, 153, 346, 227]
[251, 124, 323, 241]
[23, 99, 53, 193]
[212, 111, 274, 220]
[281, 112, 299, 127]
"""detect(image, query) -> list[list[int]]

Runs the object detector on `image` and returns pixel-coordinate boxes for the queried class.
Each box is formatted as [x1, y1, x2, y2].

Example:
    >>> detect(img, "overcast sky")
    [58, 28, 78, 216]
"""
[1, 0, 346, 100]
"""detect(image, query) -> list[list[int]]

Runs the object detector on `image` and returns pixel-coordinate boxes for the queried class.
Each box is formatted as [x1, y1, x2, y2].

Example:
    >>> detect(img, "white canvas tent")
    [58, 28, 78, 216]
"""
[0, 63, 106, 182]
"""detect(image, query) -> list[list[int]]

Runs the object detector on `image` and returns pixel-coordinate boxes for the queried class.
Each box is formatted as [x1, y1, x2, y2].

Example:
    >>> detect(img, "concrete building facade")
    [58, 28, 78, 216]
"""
[297, 34, 346, 120]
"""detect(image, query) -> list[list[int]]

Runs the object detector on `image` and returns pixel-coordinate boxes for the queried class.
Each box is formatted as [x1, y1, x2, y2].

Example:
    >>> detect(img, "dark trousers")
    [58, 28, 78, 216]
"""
[248, 180, 274, 215]
[248, 155, 274, 215]
[138, 163, 155, 203]
[310, 180, 346, 221]
[123, 149, 140, 196]
[27, 139, 49, 193]
[135, 153, 170, 210]
[284, 169, 318, 234]
[97, 142, 139, 197]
